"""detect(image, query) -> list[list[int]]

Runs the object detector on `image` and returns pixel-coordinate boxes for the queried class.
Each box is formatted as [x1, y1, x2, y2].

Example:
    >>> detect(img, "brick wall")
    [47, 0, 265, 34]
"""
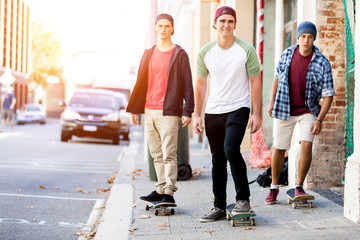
[307, 0, 346, 189]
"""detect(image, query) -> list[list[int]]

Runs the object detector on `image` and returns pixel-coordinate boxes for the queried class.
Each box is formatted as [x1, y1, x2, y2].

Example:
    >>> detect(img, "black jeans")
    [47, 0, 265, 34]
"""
[205, 107, 250, 210]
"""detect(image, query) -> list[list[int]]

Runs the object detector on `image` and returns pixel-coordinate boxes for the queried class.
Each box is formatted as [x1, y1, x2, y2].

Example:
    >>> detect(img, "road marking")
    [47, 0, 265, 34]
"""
[0, 193, 101, 201]
[0, 218, 84, 228]
[0, 165, 114, 174]
[7, 157, 118, 164]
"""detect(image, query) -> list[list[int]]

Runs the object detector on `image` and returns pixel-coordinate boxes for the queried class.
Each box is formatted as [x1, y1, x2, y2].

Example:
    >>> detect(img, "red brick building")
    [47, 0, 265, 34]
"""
[0, 0, 31, 111]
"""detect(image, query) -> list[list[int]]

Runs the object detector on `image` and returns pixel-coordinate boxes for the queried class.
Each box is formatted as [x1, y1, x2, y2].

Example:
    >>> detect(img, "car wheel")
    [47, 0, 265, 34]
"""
[40, 120, 46, 124]
[122, 132, 129, 140]
[112, 135, 120, 145]
[61, 131, 71, 142]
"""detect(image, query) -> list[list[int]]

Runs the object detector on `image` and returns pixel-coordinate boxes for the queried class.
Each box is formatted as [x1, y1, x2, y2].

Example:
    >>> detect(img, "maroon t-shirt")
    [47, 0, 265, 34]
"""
[288, 47, 312, 116]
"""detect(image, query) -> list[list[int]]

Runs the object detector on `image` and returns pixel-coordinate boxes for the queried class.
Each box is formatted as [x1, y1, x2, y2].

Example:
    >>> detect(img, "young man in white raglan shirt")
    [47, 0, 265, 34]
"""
[193, 6, 262, 222]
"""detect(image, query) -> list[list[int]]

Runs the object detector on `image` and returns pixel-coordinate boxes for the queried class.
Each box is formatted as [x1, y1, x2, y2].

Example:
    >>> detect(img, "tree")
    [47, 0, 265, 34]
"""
[31, 22, 64, 86]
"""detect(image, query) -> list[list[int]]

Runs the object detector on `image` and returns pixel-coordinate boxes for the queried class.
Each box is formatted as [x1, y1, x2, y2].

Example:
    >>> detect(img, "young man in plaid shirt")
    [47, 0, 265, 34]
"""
[265, 21, 335, 204]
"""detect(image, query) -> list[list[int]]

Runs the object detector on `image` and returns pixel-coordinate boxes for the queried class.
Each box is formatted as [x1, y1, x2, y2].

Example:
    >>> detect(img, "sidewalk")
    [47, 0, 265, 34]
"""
[95, 126, 360, 240]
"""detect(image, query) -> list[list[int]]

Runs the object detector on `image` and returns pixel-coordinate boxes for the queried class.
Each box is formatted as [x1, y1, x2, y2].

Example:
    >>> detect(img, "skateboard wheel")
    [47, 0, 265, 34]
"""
[251, 219, 256, 226]
[292, 203, 297, 209]
[309, 202, 314, 208]
[155, 210, 159, 216]
[145, 205, 150, 211]
[287, 198, 292, 204]
[230, 220, 235, 227]
[171, 209, 175, 215]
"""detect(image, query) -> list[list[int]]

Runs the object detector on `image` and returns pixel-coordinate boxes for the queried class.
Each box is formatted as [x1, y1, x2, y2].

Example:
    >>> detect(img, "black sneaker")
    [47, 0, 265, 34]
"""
[199, 207, 226, 222]
[140, 190, 163, 201]
[161, 194, 176, 204]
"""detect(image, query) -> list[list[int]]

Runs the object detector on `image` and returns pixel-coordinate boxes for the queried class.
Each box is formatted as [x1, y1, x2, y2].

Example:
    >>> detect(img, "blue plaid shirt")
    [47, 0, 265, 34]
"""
[272, 45, 335, 120]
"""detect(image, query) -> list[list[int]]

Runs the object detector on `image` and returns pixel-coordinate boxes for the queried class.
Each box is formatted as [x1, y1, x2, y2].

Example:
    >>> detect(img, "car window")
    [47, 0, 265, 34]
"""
[70, 93, 117, 109]
[26, 106, 41, 111]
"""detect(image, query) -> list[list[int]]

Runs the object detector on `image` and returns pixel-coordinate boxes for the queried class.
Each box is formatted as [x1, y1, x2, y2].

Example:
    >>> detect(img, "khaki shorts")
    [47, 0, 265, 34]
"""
[273, 113, 316, 150]
[1, 109, 14, 121]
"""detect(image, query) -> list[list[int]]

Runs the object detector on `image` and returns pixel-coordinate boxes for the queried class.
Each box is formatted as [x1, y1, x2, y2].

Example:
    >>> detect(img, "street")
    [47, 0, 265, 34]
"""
[0, 118, 127, 240]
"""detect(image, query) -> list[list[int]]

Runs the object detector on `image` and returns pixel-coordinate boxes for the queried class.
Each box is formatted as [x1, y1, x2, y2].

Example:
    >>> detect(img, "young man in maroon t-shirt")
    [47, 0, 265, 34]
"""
[265, 21, 335, 204]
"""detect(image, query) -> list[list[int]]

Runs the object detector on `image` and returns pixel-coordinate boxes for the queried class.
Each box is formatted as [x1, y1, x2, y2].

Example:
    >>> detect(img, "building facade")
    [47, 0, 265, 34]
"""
[0, 0, 31, 111]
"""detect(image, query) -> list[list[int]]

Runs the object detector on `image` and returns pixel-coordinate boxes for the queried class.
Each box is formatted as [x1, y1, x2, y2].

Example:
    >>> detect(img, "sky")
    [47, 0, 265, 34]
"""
[29, 0, 147, 84]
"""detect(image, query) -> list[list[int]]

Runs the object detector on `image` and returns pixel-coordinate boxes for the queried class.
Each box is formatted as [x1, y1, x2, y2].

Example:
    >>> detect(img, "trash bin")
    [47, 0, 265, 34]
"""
[148, 121, 192, 181]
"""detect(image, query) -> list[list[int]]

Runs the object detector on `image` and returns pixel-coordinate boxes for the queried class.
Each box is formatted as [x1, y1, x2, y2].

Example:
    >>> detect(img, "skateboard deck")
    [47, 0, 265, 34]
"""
[286, 188, 315, 209]
[226, 203, 256, 227]
[143, 200, 177, 215]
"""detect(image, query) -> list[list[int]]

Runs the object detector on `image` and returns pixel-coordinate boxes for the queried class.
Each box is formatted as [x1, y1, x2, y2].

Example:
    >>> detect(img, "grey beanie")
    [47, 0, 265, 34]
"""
[296, 21, 317, 40]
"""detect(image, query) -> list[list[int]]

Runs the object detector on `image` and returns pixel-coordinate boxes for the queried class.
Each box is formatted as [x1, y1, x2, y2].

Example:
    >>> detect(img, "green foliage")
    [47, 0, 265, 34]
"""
[31, 22, 64, 86]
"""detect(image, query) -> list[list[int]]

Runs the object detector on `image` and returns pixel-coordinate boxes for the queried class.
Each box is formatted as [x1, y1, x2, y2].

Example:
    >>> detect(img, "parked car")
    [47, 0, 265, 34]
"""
[16, 104, 47, 125]
[59, 89, 122, 145]
[114, 92, 130, 140]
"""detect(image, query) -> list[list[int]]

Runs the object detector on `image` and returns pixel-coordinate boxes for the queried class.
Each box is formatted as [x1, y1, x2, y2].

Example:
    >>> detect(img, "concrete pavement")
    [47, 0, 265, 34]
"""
[94, 126, 360, 240]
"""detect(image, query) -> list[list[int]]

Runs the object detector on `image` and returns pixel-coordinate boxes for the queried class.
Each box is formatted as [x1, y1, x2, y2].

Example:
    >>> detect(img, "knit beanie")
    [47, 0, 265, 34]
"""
[296, 21, 317, 40]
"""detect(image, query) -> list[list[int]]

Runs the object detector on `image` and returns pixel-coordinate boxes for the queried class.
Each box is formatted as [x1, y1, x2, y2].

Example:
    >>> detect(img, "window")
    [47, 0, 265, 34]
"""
[284, 0, 297, 48]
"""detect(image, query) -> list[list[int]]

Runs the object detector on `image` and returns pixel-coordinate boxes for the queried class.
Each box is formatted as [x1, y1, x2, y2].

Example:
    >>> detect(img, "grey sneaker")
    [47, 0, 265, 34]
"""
[231, 200, 251, 214]
[199, 207, 226, 222]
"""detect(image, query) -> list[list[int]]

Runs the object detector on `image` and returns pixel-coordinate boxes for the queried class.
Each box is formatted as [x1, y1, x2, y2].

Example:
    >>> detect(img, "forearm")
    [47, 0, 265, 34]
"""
[269, 78, 279, 104]
[10, 99, 16, 109]
[249, 75, 262, 117]
[317, 96, 333, 121]
[194, 77, 207, 117]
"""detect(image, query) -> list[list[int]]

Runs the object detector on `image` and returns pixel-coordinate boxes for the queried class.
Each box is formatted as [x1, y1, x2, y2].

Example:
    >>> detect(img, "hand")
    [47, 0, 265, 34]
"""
[130, 114, 139, 125]
[267, 102, 274, 117]
[181, 116, 192, 127]
[248, 114, 262, 134]
[192, 116, 203, 135]
[310, 120, 322, 135]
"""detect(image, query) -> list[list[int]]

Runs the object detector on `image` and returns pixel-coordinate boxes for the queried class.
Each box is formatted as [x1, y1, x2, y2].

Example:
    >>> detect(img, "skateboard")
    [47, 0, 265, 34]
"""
[286, 188, 315, 209]
[226, 203, 256, 227]
[143, 200, 177, 215]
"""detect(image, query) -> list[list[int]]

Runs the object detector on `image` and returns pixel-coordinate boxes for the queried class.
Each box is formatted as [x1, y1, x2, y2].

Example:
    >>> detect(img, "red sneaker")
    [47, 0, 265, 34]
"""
[295, 186, 307, 196]
[265, 188, 279, 205]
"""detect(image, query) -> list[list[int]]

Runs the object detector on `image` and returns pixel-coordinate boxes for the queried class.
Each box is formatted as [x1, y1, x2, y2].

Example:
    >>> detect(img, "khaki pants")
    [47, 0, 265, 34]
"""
[145, 109, 180, 194]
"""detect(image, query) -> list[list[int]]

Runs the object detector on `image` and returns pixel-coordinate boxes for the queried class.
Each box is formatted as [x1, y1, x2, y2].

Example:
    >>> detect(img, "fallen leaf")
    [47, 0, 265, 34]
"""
[31, 220, 37, 222]
[16, 197, 22, 200]
[251, 205, 260, 207]
[18, 189, 22, 192]
[97, 187, 111, 193]
[51, 187, 60, 190]
[192, 168, 201, 176]
[139, 215, 151, 219]
[158, 228, 167, 230]
[28, 206, 36, 209]
[205, 230, 213, 233]
[128, 226, 138, 232]
[75, 232, 83, 236]
[157, 222, 169, 227]
[134, 169, 142, 172]
[107, 175, 115, 184]
[97, 220, 104, 224]
[76, 188, 90, 194]
[40, 186, 46, 189]
[88, 231, 96, 237]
